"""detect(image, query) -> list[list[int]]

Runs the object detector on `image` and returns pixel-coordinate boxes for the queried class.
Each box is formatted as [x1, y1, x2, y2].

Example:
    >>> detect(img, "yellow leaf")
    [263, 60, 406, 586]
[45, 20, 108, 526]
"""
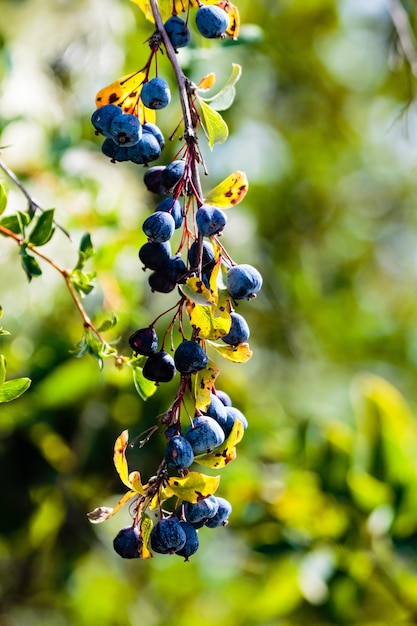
[131, 0, 219, 23]
[188, 300, 231, 340]
[113, 430, 131, 489]
[139, 516, 153, 559]
[207, 341, 252, 363]
[218, 0, 241, 40]
[193, 359, 221, 411]
[205, 171, 249, 209]
[198, 73, 216, 91]
[181, 276, 216, 305]
[167, 471, 220, 503]
[194, 418, 243, 468]
[148, 484, 174, 510]
[95, 71, 156, 124]
[128, 470, 144, 495]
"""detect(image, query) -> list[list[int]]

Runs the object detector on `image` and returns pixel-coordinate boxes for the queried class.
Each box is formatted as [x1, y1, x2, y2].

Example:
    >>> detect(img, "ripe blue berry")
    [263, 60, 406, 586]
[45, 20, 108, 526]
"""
[150, 517, 187, 554]
[144, 166, 167, 194]
[227, 264, 263, 300]
[128, 133, 162, 164]
[148, 270, 177, 293]
[161, 160, 186, 190]
[129, 326, 158, 356]
[165, 435, 194, 469]
[113, 526, 141, 559]
[142, 123, 165, 149]
[195, 5, 230, 39]
[141, 77, 171, 110]
[215, 389, 232, 407]
[101, 137, 130, 162]
[139, 241, 171, 270]
[226, 406, 248, 429]
[155, 198, 183, 229]
[205, 497, 232, 528]
[142, 350, 176, 383]
[196, 204, 227, 237]
[109, 113, 141, 146]
[221, 312, 250, 346]
[91, 104, 122, 136]
[165, 255, 187, 283]
[175, 521, 199, 561]
[188, 240, 216, 273]
[164, 16, 191, 49]
[143, 211, 175, 242]
[183, 495, 219, 524]
[174, 340, 208, 374]
[185, 415, 225, 454]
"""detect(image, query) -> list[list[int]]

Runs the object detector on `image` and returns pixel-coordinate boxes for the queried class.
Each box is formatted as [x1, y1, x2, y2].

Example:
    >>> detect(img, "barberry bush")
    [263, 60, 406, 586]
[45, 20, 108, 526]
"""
[3, 0, 417, 624]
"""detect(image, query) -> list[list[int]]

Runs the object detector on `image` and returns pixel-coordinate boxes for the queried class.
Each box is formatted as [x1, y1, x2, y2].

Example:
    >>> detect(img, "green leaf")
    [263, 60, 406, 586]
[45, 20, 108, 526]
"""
[0, 214, 25, 235]
[166, 471, 220, 503]
[27, 208, 55, 246]
[20, 248, 42, 281]
[0, 354, 6, 386]
[0, 181, 8, 215]
[97, 313, 117, 332]
[75, 233, 95, 271]
[69, 269, 96, 297]
[201, 64, 242, 111]
[198, 100, 229, 150]
[132, 364, 157, 400]
[0, 377, 31, 402]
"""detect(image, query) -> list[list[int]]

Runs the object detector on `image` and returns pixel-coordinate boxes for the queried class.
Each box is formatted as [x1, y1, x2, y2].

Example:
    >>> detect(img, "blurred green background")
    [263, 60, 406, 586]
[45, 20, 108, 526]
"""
[2, 0, 417, 624]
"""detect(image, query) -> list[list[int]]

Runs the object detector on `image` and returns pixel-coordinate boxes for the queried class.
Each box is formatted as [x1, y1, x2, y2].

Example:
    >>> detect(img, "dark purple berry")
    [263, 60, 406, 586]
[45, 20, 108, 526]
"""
[128, 326, 158, 356]
[142, 350, 176, 383]
[188, 240, 216, 273]
[144, 166, 167, 194]
[113, 526, 141, 559]
[139, 241, 171, 270]
[148, 271, 177, 293]
[174, 340, 208, 374]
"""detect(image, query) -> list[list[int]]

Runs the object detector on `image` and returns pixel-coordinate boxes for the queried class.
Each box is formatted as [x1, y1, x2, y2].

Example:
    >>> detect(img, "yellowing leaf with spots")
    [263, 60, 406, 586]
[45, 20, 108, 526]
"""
[181, 277, 216, 306]
[187, 300, 231, 340]
[95, 71, 156, 124]
[218, 0, 240, 40]
[194, 418, 244, 468]
[205, 171, 248, 209]
[167, 471, 220, 503]
[114, 430, 144, 493]
[140, 516, 153, 559]
[207, 341, 253, 363]
[193, 359, 221, 411]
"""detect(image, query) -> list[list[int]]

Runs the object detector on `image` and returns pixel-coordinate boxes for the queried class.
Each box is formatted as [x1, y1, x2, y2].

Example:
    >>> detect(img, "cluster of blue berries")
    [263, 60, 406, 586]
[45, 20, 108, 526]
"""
[163, 5, 230, 52]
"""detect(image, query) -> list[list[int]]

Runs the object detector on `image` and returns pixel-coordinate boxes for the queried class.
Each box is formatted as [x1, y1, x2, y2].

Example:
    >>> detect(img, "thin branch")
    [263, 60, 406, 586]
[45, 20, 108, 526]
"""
[389, 0, 417, 77]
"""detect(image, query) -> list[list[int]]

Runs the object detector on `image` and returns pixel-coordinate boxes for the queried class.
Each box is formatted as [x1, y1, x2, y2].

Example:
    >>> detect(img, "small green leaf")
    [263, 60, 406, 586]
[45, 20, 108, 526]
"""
[0, 377, 31, 402]
[132, 364, 157, 400]
[97, 313, 117, 332]
[201, 64, 242, 111]
[0, 354, 6, 385]
[27, 208, 55, 246]
[0, 214, 23, 235]
[198, 100, 229, 150]
[0, 181, 8, 215]
[75, 233, 95, 270]
[69, 269, 96, 297]
[20, 248, 42, 281]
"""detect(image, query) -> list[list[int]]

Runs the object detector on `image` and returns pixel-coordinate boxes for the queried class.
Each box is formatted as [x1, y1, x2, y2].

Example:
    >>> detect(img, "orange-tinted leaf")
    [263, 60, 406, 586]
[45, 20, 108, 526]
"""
[167, 471, 220, 503]
[205, 171, 248, 209]
[207, 340, 252, 363]
[198, 73, 216, 92]
[95, 71, 156, 124]
[217, 0, 240, 39]
[194, 418, 244, 468]
[193, 358, 220, 411]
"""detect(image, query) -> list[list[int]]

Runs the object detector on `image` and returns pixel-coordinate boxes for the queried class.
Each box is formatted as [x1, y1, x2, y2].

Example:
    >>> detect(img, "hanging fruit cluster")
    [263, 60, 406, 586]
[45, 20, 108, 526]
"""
[88, 0, 262, 561]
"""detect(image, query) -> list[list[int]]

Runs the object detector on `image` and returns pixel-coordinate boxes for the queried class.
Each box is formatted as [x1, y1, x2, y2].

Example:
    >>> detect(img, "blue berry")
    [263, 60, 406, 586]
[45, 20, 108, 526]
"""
[205, 497, 232, 528]
[142, 350, 176, 383]
[226, 406, 248, 430]
[113, 526, 141, 559]
[148, 270, 177, 293]
[161, 160, 186, 190]
[175, 521, 199, 561]
[141, 77, 171, 110]
[101, 137, 130, 162]
[203, 395, 234, 436]
[165, 435, 194, 469]
[150, 517, 186, 554]
[196, 204, 227, 237]
[188, 240, 216, 273]
[164, 16, 191, 49]
[155, 198, 183, 229]
[139, 241, 171, 270]
[128, 326, 158, 356]
[215, 389, 232, 407]
[91, 104, 123, 136]
[128, 133, 162, 165]
[143, 211, 175, 242]
[227, 264, 263, 300]
[195, 5, 230, 39]
[174, 340, 208, 374]
[183, 495, 219, 524]
[222, 312, 250, 346]
[165, 255, 187, 283]
[109, 113, 141, 146]
[142, 123, 165, 149]
[185, 415, 225, 454]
